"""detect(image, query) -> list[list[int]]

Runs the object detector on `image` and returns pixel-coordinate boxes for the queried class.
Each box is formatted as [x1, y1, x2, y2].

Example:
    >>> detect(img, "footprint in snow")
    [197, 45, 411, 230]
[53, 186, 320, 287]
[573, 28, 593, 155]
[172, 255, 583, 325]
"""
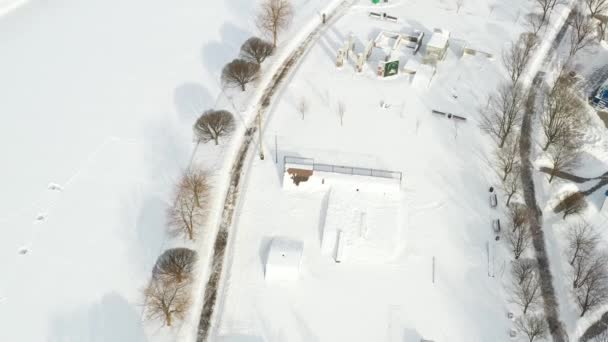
[35, 213, 47, 223]
[18, 247, 29, 255]
[47, 183, 63, 191]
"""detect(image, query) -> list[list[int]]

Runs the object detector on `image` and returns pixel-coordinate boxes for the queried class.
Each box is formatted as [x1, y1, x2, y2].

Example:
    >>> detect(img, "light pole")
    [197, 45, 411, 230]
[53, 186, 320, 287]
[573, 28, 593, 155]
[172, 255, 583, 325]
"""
[258, 114, 264, 160]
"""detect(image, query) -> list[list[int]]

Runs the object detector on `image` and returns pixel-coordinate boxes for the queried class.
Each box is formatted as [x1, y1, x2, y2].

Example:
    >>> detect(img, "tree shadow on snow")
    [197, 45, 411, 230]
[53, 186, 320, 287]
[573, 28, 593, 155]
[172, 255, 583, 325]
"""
[201, 23, 251, 81]
[173, 82, 213, 123]
[47, 292, 147, 342]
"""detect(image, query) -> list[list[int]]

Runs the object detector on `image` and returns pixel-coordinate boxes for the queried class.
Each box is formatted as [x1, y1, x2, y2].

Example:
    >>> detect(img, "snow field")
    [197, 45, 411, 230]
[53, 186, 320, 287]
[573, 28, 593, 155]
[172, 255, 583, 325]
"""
[0, 0, 342, 341]
[214, 0, 540, 341]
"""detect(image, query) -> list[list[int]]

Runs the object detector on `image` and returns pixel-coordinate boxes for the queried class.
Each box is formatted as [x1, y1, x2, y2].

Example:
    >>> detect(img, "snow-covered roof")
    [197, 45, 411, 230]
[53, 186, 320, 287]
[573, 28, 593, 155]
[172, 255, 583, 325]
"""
[427, 29, 450, 49]
[265, 238, 303, 281]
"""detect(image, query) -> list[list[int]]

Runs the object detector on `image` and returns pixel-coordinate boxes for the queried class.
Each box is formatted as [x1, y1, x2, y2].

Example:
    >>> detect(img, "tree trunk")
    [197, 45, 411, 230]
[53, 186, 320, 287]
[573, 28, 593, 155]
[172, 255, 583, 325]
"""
[542, 140, 551, 151]
[549, 170, 555, 183]
[506, 192, 514, 206]
[165, 309, 173, 326]
[241, 83, 246, 91]
[499, 134, 507, 148]
[214, 136, 219, 145]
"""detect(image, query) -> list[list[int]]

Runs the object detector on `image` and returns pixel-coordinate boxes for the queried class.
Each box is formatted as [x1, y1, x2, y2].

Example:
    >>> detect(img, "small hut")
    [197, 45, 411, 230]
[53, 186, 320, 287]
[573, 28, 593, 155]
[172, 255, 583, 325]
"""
[265, 238, 303, 282]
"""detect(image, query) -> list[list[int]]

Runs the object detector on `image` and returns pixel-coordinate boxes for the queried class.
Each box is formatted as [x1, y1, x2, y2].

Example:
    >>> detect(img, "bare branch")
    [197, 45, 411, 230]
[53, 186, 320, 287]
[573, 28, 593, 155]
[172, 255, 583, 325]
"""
[153, 248, 198, 284]
[506, 206, 532, 260]
[512, 258, 538, 285]
[515, 313, 549, 342]
[568, 9, 597, 57]
[565, 221, 600, 266]
[510, 266, 542, 314]
[144, 278, 190, 326]
[194, 109, 236, 145]
[494, 135, 520, 182]
[503, 33, 538, 84]
[256, 0, 294, 47]
[547, 137, 580, 183]
[240, 37, 275, 64]
[480, 82, 526, 148]
[221, 59, 260, 91]
[586, 0, 608, 17]
[540, 75, 585, 151]
[167, 182, 205, 241]
[575, 252, 608, 316]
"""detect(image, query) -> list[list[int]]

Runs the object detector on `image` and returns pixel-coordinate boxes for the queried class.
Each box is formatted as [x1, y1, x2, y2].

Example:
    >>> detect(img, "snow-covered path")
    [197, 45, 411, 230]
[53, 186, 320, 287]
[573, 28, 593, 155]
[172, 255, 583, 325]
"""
[194, 2, 354, 341]
[518, 3, 576, 342]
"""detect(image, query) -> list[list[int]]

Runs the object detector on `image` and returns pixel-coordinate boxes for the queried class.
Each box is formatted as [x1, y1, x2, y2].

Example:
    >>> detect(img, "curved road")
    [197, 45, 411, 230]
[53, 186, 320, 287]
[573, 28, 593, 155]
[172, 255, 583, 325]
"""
[195, 2, 354, 341]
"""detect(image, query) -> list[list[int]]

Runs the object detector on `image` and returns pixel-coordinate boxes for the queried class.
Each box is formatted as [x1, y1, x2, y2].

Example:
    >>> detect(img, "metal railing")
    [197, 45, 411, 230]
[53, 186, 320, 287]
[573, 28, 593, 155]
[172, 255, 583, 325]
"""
[284, 156, 402, 183]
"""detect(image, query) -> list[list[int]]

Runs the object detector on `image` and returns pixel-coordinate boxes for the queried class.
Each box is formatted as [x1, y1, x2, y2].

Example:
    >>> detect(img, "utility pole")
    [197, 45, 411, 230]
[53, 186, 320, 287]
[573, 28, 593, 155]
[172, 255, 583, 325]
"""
[258, 114, 264, 160]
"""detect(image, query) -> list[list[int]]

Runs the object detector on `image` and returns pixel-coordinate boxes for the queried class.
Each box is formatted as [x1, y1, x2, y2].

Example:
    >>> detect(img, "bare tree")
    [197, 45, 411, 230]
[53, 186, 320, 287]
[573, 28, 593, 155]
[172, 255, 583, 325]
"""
[592, 329, 608, 341]
[526, 13, 546, 34]
[536, 0, 554, 23]
[455, 0, 464, 13]
[555, 191, 588, 219]
[221, 59, 260, 91]
[568, 9, 597, 57]
[509, 202, 529, 233]
[575, 253, 608, 316]
[144, 278, 190, 326]
[481, 82, 525, 148]
[503, 33, 538, 84]
[168, 186, 204, 240]
[494, 135, 520, 182]
[547, 137, 580, 183]
[179, 169, 208, 208]
[297, 97, 309, 120]
[573, 252, 608, 289]
[194, 109, 236, 145]
[512, 258, 538, 285]
[256, 0, 294, 48]
[511, 267, 542, 313]
[502, 165, 522, 207]
[153, 248, 198, 284]
[566, 221, 599, 266]
[506, 217, 532, 260]
[338, 101, 345, 126]
[240, 37, 275, 64]
[540, 77, 584, 151]
[586, 0, 608, 17]
[598, 16, 608, 42]
[515, 314, 549, 342]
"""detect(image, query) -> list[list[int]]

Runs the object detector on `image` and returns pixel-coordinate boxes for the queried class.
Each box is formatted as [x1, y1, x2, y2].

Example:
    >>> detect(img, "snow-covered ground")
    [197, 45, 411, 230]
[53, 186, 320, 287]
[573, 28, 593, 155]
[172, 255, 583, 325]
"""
[530, 23, 608, 339]
[0, 1, 333, 341]
[213, 0, 545, 341]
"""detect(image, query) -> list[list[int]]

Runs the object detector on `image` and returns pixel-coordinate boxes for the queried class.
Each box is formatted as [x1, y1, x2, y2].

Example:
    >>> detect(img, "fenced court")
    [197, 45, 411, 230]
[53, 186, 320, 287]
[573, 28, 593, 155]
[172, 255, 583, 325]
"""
[283, 155, 403, 184]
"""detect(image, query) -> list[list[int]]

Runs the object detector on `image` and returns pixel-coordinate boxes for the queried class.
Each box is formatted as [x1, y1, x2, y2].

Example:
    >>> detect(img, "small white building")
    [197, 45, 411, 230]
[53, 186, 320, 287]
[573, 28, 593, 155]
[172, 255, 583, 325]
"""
[265, 238, 303, 282]
[426, 28, 450, 61]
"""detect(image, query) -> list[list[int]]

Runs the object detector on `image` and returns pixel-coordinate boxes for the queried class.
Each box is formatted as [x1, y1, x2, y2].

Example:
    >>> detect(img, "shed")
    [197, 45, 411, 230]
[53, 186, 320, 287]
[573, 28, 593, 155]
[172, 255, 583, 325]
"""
[426, 28, 450, 60]
[265, 238, 303, 282]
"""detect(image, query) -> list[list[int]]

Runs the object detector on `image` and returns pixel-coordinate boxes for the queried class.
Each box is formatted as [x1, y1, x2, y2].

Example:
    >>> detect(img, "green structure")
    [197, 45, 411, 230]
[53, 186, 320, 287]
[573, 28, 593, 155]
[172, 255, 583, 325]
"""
[384, 60, 399, 77]
[372, 0, 380, 3]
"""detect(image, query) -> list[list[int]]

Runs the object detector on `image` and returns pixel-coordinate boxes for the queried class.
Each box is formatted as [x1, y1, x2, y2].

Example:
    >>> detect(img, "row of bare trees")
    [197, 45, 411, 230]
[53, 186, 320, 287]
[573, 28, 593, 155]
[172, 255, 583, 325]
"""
[541, 70, 587, 184]
[145, 0, 295, 330]
[510, 256, 549, 341]
[221, 0, 293, 92]
[145, 170, 209, 326]
[564, 222, 608, 317]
